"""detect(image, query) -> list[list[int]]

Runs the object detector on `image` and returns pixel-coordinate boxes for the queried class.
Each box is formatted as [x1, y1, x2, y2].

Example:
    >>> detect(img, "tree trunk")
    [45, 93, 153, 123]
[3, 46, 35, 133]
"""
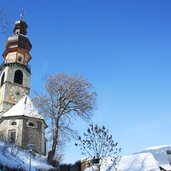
[47, 127, 58, 164]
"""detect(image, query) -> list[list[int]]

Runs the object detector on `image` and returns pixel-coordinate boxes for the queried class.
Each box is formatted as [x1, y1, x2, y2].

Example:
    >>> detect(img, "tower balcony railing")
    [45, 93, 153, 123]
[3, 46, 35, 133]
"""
[0, 61, 31, 73]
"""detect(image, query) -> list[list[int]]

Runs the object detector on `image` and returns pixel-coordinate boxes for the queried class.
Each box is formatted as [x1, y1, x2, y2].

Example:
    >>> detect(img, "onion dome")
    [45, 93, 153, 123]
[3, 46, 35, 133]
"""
[3, 20, 32, 57]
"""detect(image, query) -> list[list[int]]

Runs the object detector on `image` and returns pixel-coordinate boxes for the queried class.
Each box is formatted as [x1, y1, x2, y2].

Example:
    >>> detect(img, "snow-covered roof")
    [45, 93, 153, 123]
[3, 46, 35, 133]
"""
[3, 96, 43, 120]
[85, 145, 171, 171]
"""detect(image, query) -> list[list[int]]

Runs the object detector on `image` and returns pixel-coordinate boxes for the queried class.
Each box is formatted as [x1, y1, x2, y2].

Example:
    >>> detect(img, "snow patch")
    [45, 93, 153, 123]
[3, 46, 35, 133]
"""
[0, 141, 53, 170]
[85, 145, 171, 171]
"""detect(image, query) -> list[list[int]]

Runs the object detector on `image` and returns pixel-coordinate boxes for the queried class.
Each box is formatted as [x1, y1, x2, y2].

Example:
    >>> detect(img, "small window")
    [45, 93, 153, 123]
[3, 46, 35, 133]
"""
[29, 122, 35, 127]
[9, 120, 17, 126]
[11, 121, 17, 126]
[27, 121, 37, 128]
[18, 56, 22, 62]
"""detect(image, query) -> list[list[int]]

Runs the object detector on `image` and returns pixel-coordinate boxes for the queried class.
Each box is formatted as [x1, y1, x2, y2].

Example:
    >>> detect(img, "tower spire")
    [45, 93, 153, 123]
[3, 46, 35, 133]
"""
[2, 18, 32, 63]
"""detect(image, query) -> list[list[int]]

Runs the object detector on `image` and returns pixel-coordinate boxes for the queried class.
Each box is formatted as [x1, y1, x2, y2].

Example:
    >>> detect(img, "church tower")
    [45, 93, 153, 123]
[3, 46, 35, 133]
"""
[0, 18, 47, 155]
[0, 19, 31, 116]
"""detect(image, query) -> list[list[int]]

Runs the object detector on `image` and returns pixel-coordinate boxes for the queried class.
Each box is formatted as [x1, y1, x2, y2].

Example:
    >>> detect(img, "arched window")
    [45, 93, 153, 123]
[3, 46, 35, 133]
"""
[27, 121, 37, 128]
[11, 121, 17, 126]
[29, 122, 35, 127]
[9, 120, 17, 126]
[14, 70, 23, 85]
[1, 73, 5, 86]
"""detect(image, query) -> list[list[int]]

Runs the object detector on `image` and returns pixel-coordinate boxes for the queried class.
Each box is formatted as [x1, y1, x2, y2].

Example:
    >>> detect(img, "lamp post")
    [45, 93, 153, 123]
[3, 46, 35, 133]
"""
[27, 144, 35, 171]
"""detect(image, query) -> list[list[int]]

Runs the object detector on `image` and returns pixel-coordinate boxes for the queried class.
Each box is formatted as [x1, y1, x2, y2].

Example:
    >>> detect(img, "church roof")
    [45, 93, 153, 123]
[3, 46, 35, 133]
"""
[3, 96, 43, 120]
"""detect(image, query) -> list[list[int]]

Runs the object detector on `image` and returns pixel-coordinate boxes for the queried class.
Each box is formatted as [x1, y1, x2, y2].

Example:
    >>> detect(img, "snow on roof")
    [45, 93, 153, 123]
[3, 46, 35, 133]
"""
[3, 96, 43, 119]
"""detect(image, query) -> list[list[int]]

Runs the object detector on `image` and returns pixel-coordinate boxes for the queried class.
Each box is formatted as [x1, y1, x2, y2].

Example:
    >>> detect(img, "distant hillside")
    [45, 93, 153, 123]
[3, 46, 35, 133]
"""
[0, 141, 53, 170]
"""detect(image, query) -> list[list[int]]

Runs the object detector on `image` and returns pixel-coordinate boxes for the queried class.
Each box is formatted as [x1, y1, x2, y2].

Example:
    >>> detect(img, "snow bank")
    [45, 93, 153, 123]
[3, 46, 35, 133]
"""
[85, 145, 171, 171]
[0, 141, 53, 170]
[118, 145, 171, 171]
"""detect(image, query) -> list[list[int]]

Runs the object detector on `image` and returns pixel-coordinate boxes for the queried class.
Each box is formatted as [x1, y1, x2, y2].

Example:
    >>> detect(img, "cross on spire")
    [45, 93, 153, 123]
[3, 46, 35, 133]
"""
[20, 9, 25, 20]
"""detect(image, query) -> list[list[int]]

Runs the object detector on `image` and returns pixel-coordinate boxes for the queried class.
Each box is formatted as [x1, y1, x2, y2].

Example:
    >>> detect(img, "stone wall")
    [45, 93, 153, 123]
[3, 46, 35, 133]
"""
[22, 118, 46, 155]
[0, 118, 23, 146]
[0, 116, 46, 155]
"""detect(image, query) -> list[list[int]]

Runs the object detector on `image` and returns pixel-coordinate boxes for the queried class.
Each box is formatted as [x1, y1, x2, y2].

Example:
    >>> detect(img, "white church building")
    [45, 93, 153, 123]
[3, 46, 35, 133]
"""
[0, 18, 47, 155]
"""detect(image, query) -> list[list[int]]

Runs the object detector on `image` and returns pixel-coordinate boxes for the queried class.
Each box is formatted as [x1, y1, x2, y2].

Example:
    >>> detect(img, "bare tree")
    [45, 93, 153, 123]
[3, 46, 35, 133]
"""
[75, 124, 121, 171]
[0, 9, 11, 35]
[33, 73, 97, 164]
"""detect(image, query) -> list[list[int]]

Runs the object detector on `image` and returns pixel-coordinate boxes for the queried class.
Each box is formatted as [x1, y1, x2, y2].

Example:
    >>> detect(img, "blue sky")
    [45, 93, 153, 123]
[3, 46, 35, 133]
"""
[0, 0, 171, 163]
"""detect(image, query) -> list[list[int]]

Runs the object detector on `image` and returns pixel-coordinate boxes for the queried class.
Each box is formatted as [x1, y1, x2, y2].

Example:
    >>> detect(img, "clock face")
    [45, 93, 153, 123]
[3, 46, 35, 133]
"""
[9, 54, 15, 62]
[10, 86, 25, 102]
[10, 54, 15, 59]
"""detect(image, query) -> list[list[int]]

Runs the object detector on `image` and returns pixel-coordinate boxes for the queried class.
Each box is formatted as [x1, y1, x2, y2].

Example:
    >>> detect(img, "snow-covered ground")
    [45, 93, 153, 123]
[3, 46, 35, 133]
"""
[86, 145, 171, 171]
[117, 145, 171, 171]
[0, 141, 53, 170]
[0, 141, 171, 171]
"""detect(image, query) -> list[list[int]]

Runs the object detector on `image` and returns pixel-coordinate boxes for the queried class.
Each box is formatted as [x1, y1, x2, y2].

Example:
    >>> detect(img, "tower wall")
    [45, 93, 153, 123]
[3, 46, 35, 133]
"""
[0, 64, 30, 115]
[0, 65, 30, 88]
[0, 19, 31, 114]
